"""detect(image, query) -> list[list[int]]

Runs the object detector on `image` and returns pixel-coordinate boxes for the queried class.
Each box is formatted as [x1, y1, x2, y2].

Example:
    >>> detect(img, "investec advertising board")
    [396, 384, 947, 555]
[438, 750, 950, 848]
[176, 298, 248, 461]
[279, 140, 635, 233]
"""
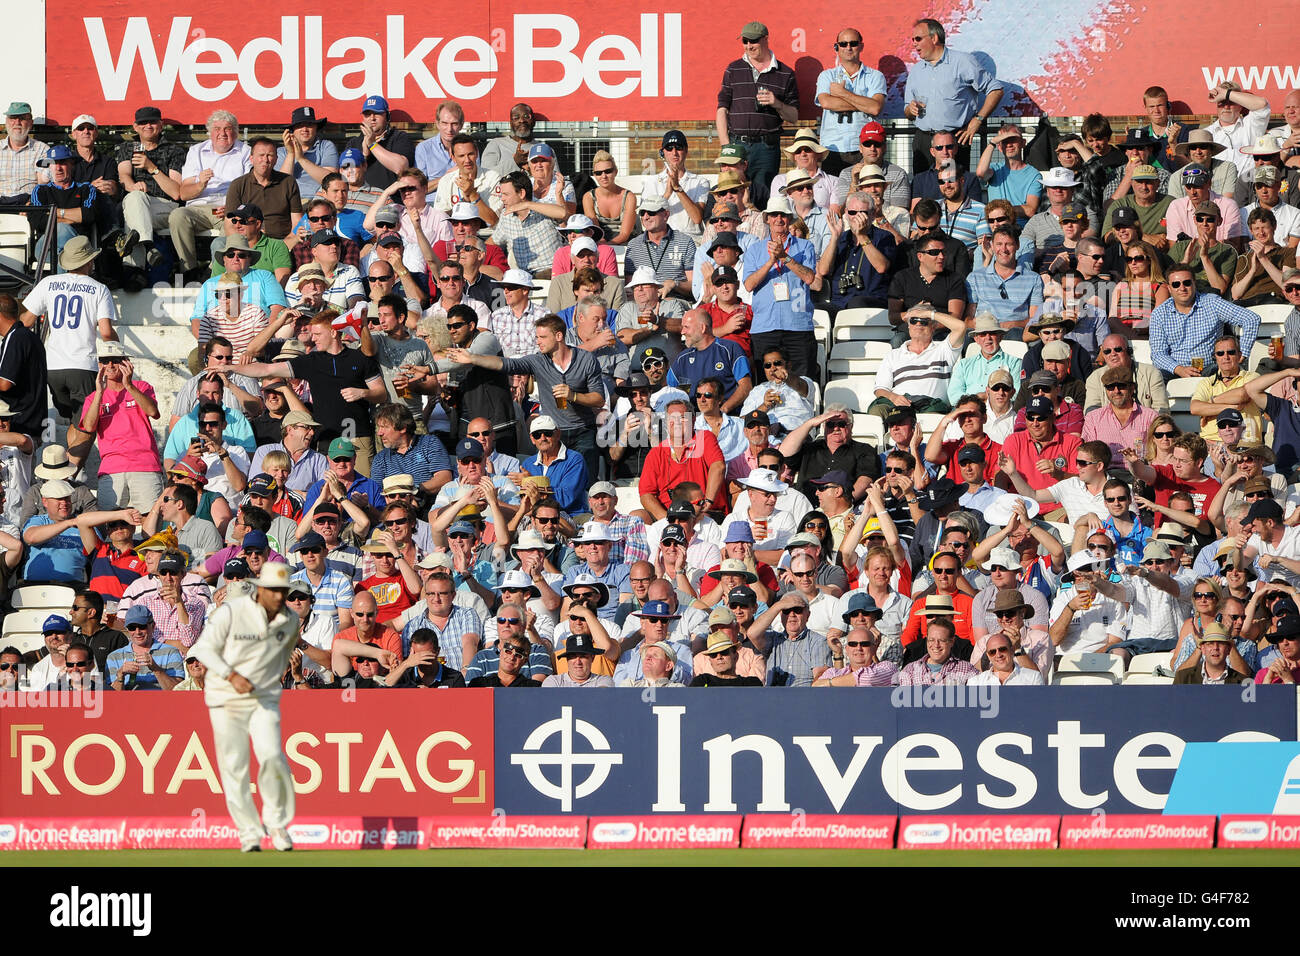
[39, 0, 1299, 124]
[494, 688, 1296, 816]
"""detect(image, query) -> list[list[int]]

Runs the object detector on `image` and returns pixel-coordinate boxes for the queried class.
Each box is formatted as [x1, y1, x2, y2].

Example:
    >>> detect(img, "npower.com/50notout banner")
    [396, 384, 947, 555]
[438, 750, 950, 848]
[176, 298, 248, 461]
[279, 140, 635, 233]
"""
[493, 687, 1296, 816]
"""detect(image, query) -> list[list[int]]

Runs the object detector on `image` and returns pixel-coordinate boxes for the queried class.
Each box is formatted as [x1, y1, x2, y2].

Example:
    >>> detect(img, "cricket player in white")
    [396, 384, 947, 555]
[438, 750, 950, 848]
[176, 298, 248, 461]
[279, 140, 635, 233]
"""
[191, 561, 300, 852]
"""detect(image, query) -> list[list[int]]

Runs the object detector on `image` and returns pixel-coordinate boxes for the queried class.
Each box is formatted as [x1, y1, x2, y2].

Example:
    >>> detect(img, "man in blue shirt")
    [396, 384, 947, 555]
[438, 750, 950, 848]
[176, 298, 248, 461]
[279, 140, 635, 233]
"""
[276, 105, 339, 199]
[965, 227, 1043, 339]
[414, 100, 464, 187]
[902, 18, 1003, 175]
[520, 418, 589, 514]
[105, 605, 185, 690]
[743, 195, 822, 381]
[1148, 264, 1260, 380]
[667, 310, 753, 413]
[975, 125, 1043, 225]
[814, 27, 886, 175]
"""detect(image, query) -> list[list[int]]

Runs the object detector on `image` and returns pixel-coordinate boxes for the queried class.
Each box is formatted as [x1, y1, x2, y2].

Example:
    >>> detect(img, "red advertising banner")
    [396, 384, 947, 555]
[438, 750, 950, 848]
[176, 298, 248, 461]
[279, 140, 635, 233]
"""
[43, 1, 1299, 126]
[1216, 815, 1300, 848]
[1058, 814, 1216, 849]
[898, 815, 1058, 849]
[741, 814, 895, 849]
[0, 690, 494, 818]
[587, 815, 742, 848]
[424, 815, 587, 848]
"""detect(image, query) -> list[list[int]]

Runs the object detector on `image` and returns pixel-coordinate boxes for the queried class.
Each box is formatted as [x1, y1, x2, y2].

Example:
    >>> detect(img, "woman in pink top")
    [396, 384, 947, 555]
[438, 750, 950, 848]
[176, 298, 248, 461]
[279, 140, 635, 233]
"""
[75, 343, 162, 510]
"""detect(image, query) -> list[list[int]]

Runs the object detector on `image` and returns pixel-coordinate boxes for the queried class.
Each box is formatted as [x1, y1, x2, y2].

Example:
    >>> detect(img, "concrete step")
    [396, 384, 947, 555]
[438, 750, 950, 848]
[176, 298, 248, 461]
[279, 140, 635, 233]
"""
[113, 285, 199, 326]
[117, 325, 196, 366]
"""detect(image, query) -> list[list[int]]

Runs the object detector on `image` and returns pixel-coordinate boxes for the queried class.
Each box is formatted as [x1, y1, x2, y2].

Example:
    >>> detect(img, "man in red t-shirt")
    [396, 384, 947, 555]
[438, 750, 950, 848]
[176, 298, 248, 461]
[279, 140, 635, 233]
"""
[1125, 432, 1220, 524]
[926, 394, 1001, 471]
[356, 532, 420, 623]
[330, 589, 402, 670]
[999, 396, 1081, 491]
[639, 399, 727, 521]
[701, 262, 753, 359]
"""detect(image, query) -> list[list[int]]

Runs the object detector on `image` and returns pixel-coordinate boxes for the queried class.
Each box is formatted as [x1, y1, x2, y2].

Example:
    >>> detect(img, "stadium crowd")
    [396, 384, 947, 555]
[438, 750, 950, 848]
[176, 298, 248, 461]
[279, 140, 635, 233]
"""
[2, 17, 1300, 692]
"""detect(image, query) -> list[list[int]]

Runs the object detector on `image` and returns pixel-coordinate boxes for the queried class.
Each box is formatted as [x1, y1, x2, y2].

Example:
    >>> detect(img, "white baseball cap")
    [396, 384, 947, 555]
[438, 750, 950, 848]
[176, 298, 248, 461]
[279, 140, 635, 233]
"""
[72, 114, 97, 129]
[589, 481, 618, 498]
[571, 236, 598, 257]
[627, 266, 660, 289]
[530, 415, 558, 433]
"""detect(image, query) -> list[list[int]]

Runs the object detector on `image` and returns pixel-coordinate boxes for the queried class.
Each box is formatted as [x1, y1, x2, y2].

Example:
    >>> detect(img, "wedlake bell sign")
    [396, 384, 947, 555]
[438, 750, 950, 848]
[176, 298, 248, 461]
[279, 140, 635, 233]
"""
[0, 691, 494, 817]
[53, 5, 686, 124]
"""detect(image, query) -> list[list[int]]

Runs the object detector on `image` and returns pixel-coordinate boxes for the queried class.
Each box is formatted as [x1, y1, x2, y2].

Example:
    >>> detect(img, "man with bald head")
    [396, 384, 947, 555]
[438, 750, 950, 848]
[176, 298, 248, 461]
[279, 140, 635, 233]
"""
[1083, 332, 1169, 414]
[667, 309, 752, 413]
[465, 415, 520, 475]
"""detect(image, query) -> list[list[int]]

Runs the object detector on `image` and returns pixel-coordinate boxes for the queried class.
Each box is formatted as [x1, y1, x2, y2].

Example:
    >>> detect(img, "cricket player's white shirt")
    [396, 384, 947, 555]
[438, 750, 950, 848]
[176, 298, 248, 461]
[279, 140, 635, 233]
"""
[191, 595, 300, 703]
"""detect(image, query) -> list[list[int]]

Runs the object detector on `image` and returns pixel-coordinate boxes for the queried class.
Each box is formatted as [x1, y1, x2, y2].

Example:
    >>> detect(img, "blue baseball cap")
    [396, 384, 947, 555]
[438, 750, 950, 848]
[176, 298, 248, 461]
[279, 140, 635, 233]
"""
[42, 614, 71, 633]
[241, 530, 269, 552]
[38, 145, 75, 166]
[634, 599, 681, 620]
[724, 522, 754, 543]
[456, 437, 485, 460]
[361, 94, 389, 114]
[447, 520, 477, 537]
[124, 605, 154, 627]
[339, 147, 366, 168]
[842, 591, 883, 622]
[527, 142, 555, 162]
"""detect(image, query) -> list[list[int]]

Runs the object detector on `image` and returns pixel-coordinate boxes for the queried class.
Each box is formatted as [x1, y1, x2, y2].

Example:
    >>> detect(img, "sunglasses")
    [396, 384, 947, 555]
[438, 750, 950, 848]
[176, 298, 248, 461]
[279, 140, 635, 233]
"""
[987, 216, 1010, 225]
[987, 645, 1012, 655]
[307, 215, 334, 223]
[500, 644, 527, 656]
[1215, 349, 1238, 357]
[932, 144, 956, 152]
[1153, 430, 1176, 439]
[1284, 285, 1300, 294]
[534, 516, 558, 524]
[884, 466, 907, 474]
[65, 660, 91, 669]
[1104, 495, 1130, 504]
[990, 383, 1012, 392]
[223, 250, 253, 260]
[1026, 414, 1051, 423]
[763, 361, 786, 369]
[439, 275, 464, 282]
[1101, 346, 1128, 355]
[497, 617, 522, 625]
[1193, 591, 1217, 600]
[845, 640, 877, 649]
[531, 429, 557, 438]
[1125, 255, 1148, 263]
[126, 623, 150, 632]
[1103, 382, 1131, 391]
[1194, 215, 1219, 223]
[932, 567, 958, 576]
[994, 609, 1023, 620]
[593, 168, 616, 175]
[445, 321, 468, 330]
[837, 39, 862, 47]
[1076, 458, 1097, 468]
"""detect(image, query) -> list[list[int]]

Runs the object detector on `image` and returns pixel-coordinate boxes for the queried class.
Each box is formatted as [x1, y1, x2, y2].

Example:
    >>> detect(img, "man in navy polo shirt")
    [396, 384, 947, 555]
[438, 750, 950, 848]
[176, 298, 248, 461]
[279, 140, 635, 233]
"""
[667, 309, 753, 413]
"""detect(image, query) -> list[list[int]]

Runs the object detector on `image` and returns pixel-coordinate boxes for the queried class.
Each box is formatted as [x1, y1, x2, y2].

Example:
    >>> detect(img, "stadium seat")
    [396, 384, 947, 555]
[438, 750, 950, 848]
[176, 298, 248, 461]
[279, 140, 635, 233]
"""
[834, 306, 889, 329]
[852, 413, 884, 446]
[615, 175, 644, 194]
[1165, 378, 1200, 403]
[1126, 651, 1170, 675]
[916, 412, 946, 436]
[10, 584, 76, 610]
[1055, 651, 1124, 683]
[1130, 340, 1150, 367]
[824, 379, 876, 413]
[4, 632, 46, 656]
[1250, 304, 1291, 334]
[813, 309, 832, 346]
[1248, 341, 1270, 372]
[1052, 673, 1120, 685]
[0, 213, 31, 266]
[1122, 672, 1174, 685]
[802, 375, 822, 414]
[828, 340, 891, 377]
[615, 484, 642, 515]
[2, 609, 54, 639]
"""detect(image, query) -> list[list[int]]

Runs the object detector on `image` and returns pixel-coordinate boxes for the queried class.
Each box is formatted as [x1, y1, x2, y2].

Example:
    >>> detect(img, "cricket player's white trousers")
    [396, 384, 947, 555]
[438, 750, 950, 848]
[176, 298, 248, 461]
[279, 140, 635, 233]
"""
[208, 694, 295, 844]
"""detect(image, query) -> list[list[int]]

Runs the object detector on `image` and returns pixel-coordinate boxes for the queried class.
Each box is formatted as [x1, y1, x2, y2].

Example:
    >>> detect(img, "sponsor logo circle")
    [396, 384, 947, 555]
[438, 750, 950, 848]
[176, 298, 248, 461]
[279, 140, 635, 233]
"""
[1221, 820, 1268, 842]
[904, 822, 950, 844]
[590, 821, 637, 843]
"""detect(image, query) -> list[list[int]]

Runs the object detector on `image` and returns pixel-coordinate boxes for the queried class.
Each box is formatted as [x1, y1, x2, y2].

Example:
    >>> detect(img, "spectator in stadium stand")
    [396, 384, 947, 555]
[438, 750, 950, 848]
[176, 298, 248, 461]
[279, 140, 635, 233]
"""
[969, 629, 1046, 685]
[752, 590, 826, 686]
[887, 231, 966, 341]
[410, 98, 462, 188]
[998, 396, 1082, 492]
[897, 615, 977, 686]
[551, 216, 620, 284]
[383, 628, 466, 688]
[733, 345, 812, 436]
[620, 640, 678, 688]
[356, 530, 422, 626]
[113, 105, 183, 282]
[523, 142, 575, 219]
[434, 313, 513, 451]
[690, 618, 766, 686]
[467, 624, 542, 687]
[584, 482, 648, 565]
[1101, 165, 1173, 257]
[746, 195, 829, 381]
[932, 163, 986, 253]
[359, 209, 422, 295]
[774, 131, 836, 211]
[898, 554, 975, 649]
[1231, 203, 1296, 306]
[143, 482, 222, 567]
[290, 202, 364, 273]
[1168, 128, 1238, 201]
[244, 409, 324, 499]
[431, 134, 502, 233]
[942, 316, 1018, 407]
[1254, 616, 1300, 684]
[567, 294, 627, 396]
[665, 310, 751, 412]
[542, 632, 615, 688]
[902, 18, 1003, 174]
[690, 376, 745, 464]
[490, 172, 562, 278]
[1082, 335, 1166, 416]
[1021, 168, 1095, 253]
[1165, 166, 1245, 252]
[778, 408, 874, 503]
[896, 202, 974, 286]
[1168, 201, 1238, 294]
[273, 105, 337, 200]
[832, 122, 910, 215]
[136, 549, 207, 651]
[1187, 334, 1260, 445]
[236, 312, 388, 472]
[967, 544, 1047, 635]
[924, 393, 999, 468]
[464, 597, 554, 683]
[1014, 360, 1084, 431]
[966, 227, 1043, 338]
[28, 145, 97, 264]
[71, 341, 161, 507]
[167, 110, 250, 281]
[644, 129, 708, 241]
[432, 204, 506, 282]
[968, 580, 1052, 678]
[223, 136, 301, 242]
[342, 94, 414, 191]
[621, 195, 695, 300]
[105, 605, 185, 691]
[1204, 81, 1273, 186]
[866, 303, 966, 418]
[715, 21, 799, 208]
[613, 265, 686, 361]
[208, 204, 292, 285]
[1094, 540, 1193, 664]
[480, 102, 538, 178]
[1148, 264, 1260, 381]
[0, 101, 48, 200]
[582, 150, 638, 247]
[1106, 128, 1174, 204]
[780, 170, 832, 256]
[911, 130, 984, 209]
[1236, 368, 1300, 480]
[813, 27, 885, 177]
[67, 589, 128, 676]
[1080, 370, 1158, 468]
[823, 191, 895, 312]
[1172, 621, 1250, 684]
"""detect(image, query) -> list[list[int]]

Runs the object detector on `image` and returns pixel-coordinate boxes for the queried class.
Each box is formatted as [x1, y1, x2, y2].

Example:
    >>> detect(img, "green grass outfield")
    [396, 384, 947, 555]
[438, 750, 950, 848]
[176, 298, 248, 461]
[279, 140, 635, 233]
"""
[5, 848, 1300, 866]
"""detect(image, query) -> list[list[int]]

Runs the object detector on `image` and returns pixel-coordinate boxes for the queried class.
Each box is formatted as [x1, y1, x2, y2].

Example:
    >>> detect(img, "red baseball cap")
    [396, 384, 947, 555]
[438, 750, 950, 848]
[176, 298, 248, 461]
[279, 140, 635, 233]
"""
[859, 121, 886, 144]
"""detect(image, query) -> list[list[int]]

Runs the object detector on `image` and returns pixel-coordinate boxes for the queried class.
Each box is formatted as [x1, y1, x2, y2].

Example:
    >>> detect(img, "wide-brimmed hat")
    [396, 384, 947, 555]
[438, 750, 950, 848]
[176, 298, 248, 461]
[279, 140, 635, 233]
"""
[1172, 128, 1225, 159]
[559, 633, 599, 659]
[558, 213, 606, 241]
[34, 444, 76, 480]
[509, 530, 550, 558]
[711, 170, 747, 195]
[1241, 134, 1284, 156]
[212, 233, 262, 267]
[252, 561, 294, 589]
[59, 236, 101, 271]
[492, 268, 540, 289]
[703, 630, 739, 655]
[495, 569, 541, 598]
[763, 195, 794, 217]
[717, 558, 758, 583]
[783, 129, 829, 156]
[992, 588, 1032, 618]
[921, 595, 957, 616]
[1120, 128, 1161, 150]
[563, 573, 610, 608]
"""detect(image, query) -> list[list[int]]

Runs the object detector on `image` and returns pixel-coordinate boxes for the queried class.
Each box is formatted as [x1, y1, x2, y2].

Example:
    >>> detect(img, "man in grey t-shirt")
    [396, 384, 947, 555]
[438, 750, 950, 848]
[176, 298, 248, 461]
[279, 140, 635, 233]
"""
[360, 293, 433, 419]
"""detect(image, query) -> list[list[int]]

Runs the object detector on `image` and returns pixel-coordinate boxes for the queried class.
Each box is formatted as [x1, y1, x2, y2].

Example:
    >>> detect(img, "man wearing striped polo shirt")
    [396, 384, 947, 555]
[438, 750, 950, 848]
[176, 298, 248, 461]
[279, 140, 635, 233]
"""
[867, 304, 967, 417]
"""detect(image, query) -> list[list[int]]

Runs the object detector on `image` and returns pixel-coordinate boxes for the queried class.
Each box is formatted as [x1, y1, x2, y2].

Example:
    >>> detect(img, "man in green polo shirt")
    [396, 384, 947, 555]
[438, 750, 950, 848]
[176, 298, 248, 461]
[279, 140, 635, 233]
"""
[1101, 164, 1173, 251]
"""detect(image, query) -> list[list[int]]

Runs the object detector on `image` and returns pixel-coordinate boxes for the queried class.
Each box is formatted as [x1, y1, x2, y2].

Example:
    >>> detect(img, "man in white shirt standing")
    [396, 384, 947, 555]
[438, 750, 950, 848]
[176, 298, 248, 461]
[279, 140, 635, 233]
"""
[1205, 81, 1272, 189]
[169, 110, 252, 281]
[646, 130, 709, 241]
[190, 561, 300, 853]
[19, 236, 118, 422]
